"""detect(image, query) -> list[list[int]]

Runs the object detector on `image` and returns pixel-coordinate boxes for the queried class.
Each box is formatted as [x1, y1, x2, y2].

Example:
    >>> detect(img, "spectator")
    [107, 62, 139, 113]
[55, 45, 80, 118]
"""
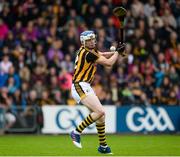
[131, 0, 144, 18]
[144, 0, 156, 17]
[8, 66, 21, 89]
[19, 66, 31, 82]
[7, 77, 18, 94]
[162, 8, 177, 29]
[169, 0, 180, 28]
[121, 84, 135, 105]
[32, 80, 46, 99]
[12, 89, 26, 111]
[27, 90, 38, 106]
[47, 39, 64, 61]
[58, 68, 72, 101]
[151, 88, 166, 105]
[0, 18, 9, 40]
[60, 54, 74, 74]
[0, 87, 16, 131]
[0, 66, 8, 88]
[39, 90, 55, 106]
[0, 55, 12, 74]
[23, 20, 37, 42]
[169, 65, 179, 84]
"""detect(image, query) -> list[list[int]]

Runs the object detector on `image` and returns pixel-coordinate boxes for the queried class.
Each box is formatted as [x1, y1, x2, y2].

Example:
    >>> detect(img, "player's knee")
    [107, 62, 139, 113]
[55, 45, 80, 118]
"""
[97, 109, 105, 118]
[97, 115, 105, 123]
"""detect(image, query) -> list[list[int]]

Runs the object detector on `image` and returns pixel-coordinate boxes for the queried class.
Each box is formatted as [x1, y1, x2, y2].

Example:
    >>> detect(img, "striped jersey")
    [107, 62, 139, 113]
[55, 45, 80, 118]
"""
[72, 46, 100, 83]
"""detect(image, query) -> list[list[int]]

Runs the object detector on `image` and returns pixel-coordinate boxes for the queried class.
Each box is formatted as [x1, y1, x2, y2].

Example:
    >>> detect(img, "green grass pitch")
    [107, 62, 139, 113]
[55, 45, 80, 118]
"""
[0, 134, 180, 156]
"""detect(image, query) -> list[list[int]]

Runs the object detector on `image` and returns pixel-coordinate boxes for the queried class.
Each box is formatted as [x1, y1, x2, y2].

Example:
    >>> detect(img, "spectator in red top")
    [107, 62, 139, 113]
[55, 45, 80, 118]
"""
[58, 68, 72, 91]
[58, 68, 72, 102]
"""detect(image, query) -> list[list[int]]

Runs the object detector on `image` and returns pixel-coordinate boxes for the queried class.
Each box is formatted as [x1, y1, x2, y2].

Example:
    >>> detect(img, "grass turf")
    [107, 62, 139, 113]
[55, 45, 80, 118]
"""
[0, 134, 179, 156]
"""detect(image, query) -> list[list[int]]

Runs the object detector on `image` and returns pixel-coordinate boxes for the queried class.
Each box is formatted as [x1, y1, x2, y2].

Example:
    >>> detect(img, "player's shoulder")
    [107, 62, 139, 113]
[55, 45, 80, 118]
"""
[76, 46, 85, 55]
[84, 47, 99, 56]
[91, 48, 100, 57]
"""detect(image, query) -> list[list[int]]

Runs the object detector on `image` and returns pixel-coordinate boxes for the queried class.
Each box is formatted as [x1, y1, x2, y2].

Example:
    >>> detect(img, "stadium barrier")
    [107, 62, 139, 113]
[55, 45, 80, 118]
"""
[0, 106, 39, 133]
[42, 105, 180, 134]
[1, 105, 180, 134]
[42, 105, 116, 134]
[117, 106, 180, 133]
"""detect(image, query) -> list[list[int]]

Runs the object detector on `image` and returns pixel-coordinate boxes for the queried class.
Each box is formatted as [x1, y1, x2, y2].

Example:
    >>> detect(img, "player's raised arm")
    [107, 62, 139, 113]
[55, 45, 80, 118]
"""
[96, 51, 119, 67]
[98, 46, 117, 58]
[98, 52, 115, 58]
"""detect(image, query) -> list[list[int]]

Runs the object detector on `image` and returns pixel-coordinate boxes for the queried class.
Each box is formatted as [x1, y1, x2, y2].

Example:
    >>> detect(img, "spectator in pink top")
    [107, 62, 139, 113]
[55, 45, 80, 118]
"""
[0, 18, 9, 40]
[58, 68, 72, 91]
[58, 68, 72, 102]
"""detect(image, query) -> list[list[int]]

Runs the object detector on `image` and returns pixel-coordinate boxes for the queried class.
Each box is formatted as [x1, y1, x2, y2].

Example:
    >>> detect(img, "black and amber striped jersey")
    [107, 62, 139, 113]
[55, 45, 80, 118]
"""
[72, 46, 100, 84]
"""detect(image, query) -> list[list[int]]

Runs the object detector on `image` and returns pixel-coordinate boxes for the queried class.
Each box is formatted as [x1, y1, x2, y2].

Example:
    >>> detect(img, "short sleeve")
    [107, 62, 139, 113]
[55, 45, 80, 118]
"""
[86, 50, 100, 63]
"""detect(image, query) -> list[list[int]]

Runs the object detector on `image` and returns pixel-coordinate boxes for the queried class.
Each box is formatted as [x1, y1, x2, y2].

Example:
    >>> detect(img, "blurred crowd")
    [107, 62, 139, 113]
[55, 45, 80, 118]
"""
[0, 0, 180, 114]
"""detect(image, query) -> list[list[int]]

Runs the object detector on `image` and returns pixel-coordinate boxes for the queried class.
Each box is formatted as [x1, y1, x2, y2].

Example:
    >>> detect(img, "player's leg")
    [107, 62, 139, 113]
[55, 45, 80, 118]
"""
[96, 116, 107, 146]
[75, 94, 105, 134]
[96, 116, 112, 154]
[70, 93, 105, 148]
